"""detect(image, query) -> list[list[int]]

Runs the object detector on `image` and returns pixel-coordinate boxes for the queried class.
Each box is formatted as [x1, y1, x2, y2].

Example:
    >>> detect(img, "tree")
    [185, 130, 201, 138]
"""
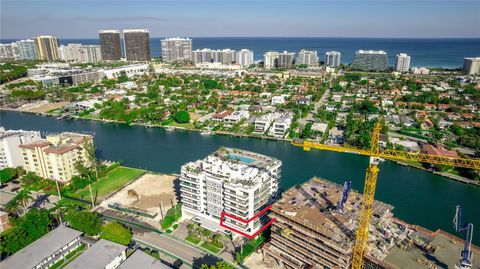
[173, 111, 190, 123]
[15, 189, 33, 215]
[200, 261, 234, 269]
[100, 221, 132, 245]
[0, 168, 17, 185]
[85, 142, 98, 179]
[65, 211, 102, 236]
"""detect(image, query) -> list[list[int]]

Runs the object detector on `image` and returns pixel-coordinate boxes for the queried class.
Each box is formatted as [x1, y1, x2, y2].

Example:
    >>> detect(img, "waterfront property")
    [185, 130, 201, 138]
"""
[180, 147, 281, 237]
[64, 239, 127, 269]
[117, 250, 170, 269]
[19, 132, 93, 183]
[0, 226, 83, 269]
[0, 127, 41, 169]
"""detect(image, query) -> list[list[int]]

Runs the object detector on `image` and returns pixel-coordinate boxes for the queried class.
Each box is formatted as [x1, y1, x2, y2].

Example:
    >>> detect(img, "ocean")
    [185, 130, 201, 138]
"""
[2, 37, 480, 68]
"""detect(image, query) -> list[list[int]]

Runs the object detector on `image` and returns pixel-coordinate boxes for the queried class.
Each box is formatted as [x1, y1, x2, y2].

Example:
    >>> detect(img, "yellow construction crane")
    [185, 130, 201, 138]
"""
[292, 122, 480, 269]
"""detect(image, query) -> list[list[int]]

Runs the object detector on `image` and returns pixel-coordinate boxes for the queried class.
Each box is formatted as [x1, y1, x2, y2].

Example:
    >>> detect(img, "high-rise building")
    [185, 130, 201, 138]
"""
[180, 148, 281, 236]
[123, 29, 151, 61]
[59, 44, 102, 63]
[0, 128, 41, 169]
[264, 51, 279, 69]
[14, 40, 38, 60]
[235, 49, 254, 66]
[395, 53, 411, 73]
[352, 50, 389, 71]
[463, 57, 480, 75]
[161, 37, 192, 62]
[277, 51, 296, 69]
[19, 132, 93, 183]
[34, 35, 60, 61]
[0, 43, 20, 60]
[296, 50, 318, 67]
[218, 49, 235, 65]
[325, 51, 341, 67]
[191, 48, 236, 65]
[98, 30, 122, 61]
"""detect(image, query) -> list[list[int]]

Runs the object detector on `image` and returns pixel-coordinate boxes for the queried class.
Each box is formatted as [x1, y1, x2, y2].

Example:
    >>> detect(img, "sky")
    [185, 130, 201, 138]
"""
[1, 0, 479, 39]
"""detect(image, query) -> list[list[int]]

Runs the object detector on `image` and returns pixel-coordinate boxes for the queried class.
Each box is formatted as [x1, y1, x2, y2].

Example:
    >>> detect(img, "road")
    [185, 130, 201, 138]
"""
[134, 231, 238, 269]
[298, 88, 330, 127]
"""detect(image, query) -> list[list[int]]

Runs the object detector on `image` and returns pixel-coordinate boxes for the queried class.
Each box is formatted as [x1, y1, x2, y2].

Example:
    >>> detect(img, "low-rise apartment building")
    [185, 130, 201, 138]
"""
[0, 226, 83, 269]
[180, 148, 281, 236]
[0, 128, 41, 169]
[19, 132, 93, 183]
[64, 239, 127, 269]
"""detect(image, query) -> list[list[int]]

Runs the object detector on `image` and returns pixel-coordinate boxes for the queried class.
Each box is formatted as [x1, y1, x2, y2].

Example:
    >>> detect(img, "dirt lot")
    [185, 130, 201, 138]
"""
[102, 173, 177, 221]
[20, 102, 69, 113]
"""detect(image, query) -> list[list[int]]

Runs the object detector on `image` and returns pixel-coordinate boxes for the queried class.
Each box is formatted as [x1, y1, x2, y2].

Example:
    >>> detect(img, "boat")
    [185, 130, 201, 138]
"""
[166, 126, 175, 132]
[200, 130, 212, 136]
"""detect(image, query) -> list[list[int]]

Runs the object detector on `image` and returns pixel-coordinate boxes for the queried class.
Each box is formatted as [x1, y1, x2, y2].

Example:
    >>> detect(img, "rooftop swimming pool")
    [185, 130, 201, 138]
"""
[227, 153, 256, 164]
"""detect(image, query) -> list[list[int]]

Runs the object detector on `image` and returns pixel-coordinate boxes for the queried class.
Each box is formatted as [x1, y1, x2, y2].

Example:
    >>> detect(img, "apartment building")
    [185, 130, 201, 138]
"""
[0, 128, 41, 169]
[264, 51, 279, 69]
[14, 39, 39, 60]
[34, 35, 60, 61]
[19, 132, 93, 183]
[352, 50, 389, 71]
[0, 226, 83, 269]
[463, 57, 480, 75]
[64, 239, 127, 269]
[58, 44, 102, 63]
[99, 30, 122, 61]
[161, 37, 192, 62]
[0, 43, 20, 60]
[123, 29, 151, 61]
[264, 177, 393, 269]
[296, 50, 318, 67]
[180, 148, 281, 236]
[192, 48, 236, 65]
[235, 49, 254, 66]
[395, 53, 411, 73]
[325, 51, 341, 67]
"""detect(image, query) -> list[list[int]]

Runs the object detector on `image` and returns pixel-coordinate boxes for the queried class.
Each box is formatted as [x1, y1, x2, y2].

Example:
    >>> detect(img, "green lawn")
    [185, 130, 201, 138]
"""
[201, 241, 222, 253]
[185, 235, 201, 245]
[75, 166, 146, 201]
[50, 244, 86, 269]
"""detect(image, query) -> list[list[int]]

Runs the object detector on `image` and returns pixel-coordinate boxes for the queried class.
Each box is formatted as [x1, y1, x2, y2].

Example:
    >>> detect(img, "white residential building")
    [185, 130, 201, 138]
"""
[463, 57, 480, 75]
[411, 67, 430, 75]
[161, 37, 192, 62]
[395, 53, 411, 73]
[264, 51, 279, 69]
[325, 51, 341, 67]
[235, 49, 254, 66]
[14, 39, 38, 60]
[277, 51, 296, 69]
[223, 110, 250, 128]
[180, 148, 281, 236]
[102, 64, 149, 79]
[0, 43, 20, 60]
[59, 44, 102, 63]
[296, 50, 318, 66]
[64, 239, 127, 269]
[0, 128, 41, 169]
[271, 95, 288, 105]
[269, 114, 292, 138]
[192, 48, 236, 65]
[254, 113, 275, 134]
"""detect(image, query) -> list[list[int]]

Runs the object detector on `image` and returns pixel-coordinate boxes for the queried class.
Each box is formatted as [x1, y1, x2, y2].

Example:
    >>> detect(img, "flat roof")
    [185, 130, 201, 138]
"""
[0, 226, 82, 269]
[65, 239, 126, 269]
[383, 231, 480, 269]
[118, 250, 170, 269]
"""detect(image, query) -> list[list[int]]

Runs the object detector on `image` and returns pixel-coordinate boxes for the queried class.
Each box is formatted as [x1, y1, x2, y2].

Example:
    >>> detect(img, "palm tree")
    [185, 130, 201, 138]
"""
[201, 228, 212, 242]
[16, 189, 33, 215]
[85, 142, 98, 179]
[187, 223, 196, 236]
[4, 198, 21, 216]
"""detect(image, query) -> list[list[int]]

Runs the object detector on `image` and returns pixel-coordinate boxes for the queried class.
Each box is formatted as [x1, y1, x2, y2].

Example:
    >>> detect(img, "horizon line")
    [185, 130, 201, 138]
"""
[1, 36, 480, 40]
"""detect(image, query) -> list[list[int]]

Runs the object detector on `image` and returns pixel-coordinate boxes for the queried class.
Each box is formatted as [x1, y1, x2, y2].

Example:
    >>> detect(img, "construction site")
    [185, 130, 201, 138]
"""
[263, 177, 480, 269]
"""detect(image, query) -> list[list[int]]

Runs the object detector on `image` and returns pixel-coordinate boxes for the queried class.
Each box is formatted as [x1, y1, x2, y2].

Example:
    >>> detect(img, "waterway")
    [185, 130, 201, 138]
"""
[1, 110, 479, 245]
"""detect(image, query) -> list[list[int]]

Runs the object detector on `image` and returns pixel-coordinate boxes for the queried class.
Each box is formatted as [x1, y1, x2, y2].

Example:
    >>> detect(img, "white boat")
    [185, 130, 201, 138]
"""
[166, 126, 175, 132]
[200, 130, 212, 136]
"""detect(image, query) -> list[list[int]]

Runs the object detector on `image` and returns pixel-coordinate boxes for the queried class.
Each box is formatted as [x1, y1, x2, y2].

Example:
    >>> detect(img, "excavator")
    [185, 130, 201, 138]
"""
[292, 122, 480, 269]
